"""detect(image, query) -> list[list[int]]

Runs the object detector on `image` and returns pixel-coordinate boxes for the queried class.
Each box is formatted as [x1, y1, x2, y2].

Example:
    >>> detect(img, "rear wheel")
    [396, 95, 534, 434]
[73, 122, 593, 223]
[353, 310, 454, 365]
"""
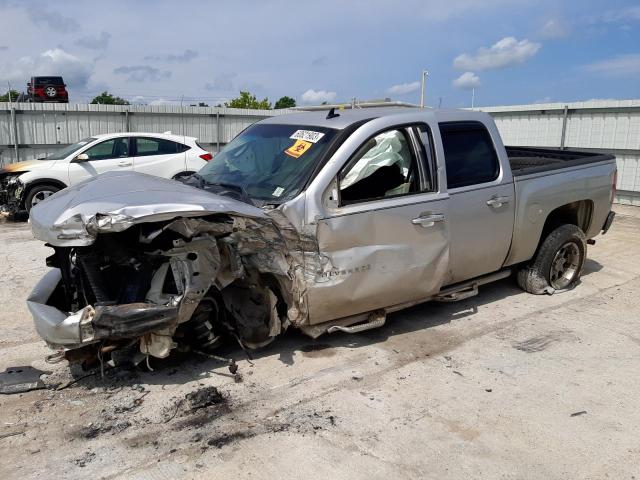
[25, 184, 60, 212]
[517, 224, 587, 294]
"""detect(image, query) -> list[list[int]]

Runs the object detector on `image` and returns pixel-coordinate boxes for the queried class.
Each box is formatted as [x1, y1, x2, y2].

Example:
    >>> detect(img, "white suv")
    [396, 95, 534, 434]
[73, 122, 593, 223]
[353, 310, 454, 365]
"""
[0, 132, 212, 213]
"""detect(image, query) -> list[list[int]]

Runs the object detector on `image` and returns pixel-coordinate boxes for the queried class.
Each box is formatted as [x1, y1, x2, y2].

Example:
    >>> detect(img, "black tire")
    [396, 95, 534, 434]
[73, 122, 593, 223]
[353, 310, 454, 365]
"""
[24, 184, 60, 212]
[517, 224, 587, 295]
[172, 171, 196, 180]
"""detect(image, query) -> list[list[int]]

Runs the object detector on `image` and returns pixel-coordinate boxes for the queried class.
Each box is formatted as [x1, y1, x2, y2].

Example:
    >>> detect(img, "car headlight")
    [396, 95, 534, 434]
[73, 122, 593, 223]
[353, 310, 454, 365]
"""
[7, 175, 23, 186]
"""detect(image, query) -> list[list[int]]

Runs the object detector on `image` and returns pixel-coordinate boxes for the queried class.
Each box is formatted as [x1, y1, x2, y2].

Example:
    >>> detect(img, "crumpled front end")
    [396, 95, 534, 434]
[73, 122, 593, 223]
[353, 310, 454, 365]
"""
[26, 172, 313, 365]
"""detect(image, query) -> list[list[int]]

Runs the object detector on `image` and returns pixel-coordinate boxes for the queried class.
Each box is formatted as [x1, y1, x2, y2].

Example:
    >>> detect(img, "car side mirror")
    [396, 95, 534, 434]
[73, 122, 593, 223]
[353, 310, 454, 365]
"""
[74, 153, 89, 162]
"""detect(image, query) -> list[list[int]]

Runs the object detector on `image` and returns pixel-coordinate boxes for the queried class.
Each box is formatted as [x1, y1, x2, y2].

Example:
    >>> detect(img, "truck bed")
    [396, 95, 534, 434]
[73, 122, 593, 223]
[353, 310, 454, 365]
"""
[506, 146, 615, 176]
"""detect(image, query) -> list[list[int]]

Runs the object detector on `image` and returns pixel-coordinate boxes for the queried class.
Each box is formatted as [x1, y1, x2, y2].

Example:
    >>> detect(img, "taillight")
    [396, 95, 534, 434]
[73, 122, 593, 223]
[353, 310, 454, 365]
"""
[199, 153, 213, 161]
[611, 169, 617, 204]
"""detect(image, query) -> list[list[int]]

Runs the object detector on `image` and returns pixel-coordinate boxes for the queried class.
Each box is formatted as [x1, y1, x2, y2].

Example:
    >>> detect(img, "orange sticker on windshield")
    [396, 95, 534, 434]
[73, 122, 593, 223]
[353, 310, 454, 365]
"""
[285, 139, 312, 158]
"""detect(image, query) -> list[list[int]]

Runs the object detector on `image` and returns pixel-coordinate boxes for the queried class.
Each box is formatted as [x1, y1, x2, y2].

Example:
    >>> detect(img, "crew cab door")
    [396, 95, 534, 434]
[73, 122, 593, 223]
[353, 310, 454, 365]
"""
[68, 137, 132, 185]
[132, 137, 187, 178]
[306, 121, 449, 324]
[438, 121, 515, 284]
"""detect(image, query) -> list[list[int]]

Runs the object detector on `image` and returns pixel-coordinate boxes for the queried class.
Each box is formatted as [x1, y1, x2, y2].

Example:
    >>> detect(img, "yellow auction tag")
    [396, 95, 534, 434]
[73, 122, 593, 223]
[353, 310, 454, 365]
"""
[285, 139, 312, 158]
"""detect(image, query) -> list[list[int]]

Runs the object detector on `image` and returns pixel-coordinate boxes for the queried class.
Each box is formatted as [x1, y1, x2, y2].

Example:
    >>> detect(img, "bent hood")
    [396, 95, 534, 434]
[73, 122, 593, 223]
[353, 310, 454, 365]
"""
[30, 171, 268, 247]
[1, 159, 56, 174]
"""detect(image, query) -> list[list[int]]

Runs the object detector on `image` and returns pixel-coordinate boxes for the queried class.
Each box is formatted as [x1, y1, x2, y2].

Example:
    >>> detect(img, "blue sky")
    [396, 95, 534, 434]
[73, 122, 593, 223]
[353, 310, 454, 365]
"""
[0, 0, 639, 107]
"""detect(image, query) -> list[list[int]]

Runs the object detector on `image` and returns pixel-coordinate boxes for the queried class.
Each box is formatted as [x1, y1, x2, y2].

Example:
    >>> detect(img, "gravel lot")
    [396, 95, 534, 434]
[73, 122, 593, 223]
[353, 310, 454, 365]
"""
[1, 205, 639, 480]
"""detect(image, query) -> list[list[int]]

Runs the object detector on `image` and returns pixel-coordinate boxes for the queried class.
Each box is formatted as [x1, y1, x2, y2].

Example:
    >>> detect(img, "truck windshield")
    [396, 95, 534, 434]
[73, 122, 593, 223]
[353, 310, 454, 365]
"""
[199, 124, 338, 201]
[42, 137, 97, 160]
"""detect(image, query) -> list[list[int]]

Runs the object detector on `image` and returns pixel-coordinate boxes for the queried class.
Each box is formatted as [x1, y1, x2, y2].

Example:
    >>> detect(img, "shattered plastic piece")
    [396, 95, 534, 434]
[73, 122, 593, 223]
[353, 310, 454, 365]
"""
[0, 366, 50, 394]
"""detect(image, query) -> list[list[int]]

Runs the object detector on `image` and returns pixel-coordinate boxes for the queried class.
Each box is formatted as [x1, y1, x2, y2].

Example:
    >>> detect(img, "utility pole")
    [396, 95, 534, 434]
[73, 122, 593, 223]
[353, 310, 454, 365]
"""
[471, 88, 475, 109]
[420, 70, 429, 108]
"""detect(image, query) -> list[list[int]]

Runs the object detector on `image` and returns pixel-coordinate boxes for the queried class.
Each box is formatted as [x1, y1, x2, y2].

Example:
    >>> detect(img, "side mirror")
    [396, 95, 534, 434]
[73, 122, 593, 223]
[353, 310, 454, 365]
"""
[74, 153, 89, 162]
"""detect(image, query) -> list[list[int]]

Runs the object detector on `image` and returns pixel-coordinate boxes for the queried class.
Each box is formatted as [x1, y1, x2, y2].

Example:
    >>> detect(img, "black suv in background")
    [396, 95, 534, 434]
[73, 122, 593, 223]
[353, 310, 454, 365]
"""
[27, 76, 69, 103]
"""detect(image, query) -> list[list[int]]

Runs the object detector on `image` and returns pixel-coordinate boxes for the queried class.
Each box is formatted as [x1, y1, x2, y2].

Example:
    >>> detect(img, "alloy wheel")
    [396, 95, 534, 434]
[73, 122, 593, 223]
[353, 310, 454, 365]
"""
[30, 189, 55, 208]
[549, 241, 581, 289]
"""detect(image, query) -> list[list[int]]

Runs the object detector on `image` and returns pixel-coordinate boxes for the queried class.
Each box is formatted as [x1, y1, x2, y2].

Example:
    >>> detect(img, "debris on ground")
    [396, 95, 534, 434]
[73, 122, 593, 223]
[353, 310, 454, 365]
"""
[207, 430, 254, 449]
[78, 420, 131, 439]
[570, 410, 588, 417]
[185, 386, 226, 411]
[0, 366, 50, 394]
[73, 451, 96, 468]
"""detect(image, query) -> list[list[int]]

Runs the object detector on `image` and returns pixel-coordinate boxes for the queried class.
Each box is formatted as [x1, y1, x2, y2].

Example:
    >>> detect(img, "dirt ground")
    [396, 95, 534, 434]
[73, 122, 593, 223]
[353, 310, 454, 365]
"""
[1, 205, 639, 480]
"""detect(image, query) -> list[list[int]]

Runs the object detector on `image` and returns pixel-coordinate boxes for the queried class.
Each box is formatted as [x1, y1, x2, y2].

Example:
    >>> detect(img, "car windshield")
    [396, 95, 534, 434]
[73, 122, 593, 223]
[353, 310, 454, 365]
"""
[199, 124, 338, 201]
[42, 137, 96, 160]
[35, 77, 64, 86]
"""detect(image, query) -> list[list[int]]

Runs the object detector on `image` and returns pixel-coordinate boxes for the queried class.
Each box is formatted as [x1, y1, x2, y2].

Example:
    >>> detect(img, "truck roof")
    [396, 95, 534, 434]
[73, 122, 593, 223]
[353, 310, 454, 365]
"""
[260, 107, 493, 129]
[92, 132, 198, 142]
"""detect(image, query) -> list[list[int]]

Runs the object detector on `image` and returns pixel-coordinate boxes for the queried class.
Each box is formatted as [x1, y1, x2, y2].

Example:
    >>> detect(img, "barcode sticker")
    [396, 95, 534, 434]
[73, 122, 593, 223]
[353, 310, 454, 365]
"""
[290, 130, 325, 143]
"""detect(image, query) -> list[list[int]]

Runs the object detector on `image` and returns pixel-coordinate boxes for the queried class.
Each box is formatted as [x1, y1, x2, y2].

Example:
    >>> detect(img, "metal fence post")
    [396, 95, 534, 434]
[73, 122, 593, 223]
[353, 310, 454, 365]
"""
[216, 110, 220, 152]
[10, 106, 19, 163]
[560, 105, 569, 150]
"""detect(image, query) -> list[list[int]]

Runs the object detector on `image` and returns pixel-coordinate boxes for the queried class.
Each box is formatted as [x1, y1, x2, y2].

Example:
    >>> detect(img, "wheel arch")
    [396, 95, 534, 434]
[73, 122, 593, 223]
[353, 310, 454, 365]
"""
[20, 178, 68, 208]
[540, 200, 593, 244]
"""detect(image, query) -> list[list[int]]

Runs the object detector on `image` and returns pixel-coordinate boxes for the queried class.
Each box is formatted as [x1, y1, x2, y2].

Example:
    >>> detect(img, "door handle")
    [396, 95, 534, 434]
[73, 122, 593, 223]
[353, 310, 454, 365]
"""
[117, 161, 132, 167]
[412, 213, 445, 227]
[486, 196, 511, 208]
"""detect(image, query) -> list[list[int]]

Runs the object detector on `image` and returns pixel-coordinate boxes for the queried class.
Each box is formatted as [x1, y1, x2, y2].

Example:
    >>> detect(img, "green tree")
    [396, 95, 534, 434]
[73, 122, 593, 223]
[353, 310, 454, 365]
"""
[91, 91, 130, 105]
[225, 91, 271, 110]
[274, 95, 296, 109]
[0, 90, 19, 102]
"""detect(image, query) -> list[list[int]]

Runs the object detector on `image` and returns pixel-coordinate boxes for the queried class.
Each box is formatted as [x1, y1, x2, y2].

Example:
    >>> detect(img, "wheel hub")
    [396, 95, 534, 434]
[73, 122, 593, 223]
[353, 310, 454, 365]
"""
[549, 242, 581, 289]
[31, 190, 55, 207]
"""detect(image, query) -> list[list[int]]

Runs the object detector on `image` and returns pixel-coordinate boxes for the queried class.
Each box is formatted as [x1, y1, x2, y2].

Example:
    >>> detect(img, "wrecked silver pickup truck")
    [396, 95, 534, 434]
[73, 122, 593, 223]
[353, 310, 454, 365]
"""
[27, 107, 617, 366]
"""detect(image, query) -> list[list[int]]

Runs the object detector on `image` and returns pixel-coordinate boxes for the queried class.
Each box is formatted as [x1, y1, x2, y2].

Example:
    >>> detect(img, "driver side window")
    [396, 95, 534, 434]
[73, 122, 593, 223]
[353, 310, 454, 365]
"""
[339, 129, 418, 205]
[83, 138, 130, 161]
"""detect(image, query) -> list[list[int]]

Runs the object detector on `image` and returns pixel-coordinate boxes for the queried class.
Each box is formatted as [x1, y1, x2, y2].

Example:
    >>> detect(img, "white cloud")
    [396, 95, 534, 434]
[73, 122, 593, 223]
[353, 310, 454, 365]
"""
[76, 31, 111, 50]
[454, 37, 541, 71]
[594, 6, 640, 24]
[113, 65, 172, 82]
[386, 81, 421, 96]
[540, 18, 570, 39]
[144, 50, 199, 63]
[584, 54, 640, 77]
[452, 72, 481, 90]
[27, 9, 79, 32]
[0, 48, 93, 90]
[300, 89, 337, 104]
[204, 73, 237, 91]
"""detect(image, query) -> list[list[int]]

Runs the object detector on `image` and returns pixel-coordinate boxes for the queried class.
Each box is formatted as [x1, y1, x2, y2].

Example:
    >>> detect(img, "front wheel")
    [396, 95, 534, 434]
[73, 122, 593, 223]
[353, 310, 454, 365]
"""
[25, 184, 60, 212]
[517, 224, 587, 294]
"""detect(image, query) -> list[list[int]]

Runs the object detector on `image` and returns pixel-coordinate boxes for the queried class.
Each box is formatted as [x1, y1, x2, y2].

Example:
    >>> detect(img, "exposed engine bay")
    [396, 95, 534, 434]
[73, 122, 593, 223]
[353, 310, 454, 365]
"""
[25, 170, 323, 367]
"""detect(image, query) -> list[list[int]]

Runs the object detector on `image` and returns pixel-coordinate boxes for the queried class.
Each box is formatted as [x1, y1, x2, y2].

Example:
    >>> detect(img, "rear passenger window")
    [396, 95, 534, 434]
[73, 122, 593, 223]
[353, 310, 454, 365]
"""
[135, 138, 188, 156]
[439, 122, 500, 189]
